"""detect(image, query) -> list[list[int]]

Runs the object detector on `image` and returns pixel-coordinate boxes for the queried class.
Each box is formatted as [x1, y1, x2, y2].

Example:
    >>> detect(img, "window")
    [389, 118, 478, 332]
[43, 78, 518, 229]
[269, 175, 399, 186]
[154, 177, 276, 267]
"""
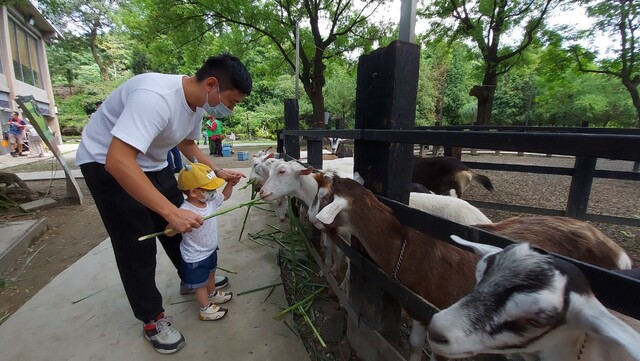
[8, 18, 42, 88]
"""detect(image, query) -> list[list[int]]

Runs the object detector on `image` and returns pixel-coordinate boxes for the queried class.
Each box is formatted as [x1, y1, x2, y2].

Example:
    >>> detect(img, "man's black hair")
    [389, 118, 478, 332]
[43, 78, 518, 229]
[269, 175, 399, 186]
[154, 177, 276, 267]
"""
[195, 53, 252, 96]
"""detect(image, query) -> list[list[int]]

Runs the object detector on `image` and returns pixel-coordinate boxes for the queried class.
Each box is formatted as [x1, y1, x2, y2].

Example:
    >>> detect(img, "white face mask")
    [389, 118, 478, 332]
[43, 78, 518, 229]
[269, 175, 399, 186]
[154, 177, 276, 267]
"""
[196, 189, 217, 203]
[202, 87, 233, 118]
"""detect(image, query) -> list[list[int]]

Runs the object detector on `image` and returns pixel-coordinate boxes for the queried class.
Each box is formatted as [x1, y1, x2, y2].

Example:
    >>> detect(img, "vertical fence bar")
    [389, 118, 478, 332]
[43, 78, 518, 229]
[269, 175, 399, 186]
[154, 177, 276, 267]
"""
[307, 136, 323, 170]
[276, 130, 284, 154]
[284, 99, 300, 159]
[566, 156, 597, 219]
[349, 40, 420, 360]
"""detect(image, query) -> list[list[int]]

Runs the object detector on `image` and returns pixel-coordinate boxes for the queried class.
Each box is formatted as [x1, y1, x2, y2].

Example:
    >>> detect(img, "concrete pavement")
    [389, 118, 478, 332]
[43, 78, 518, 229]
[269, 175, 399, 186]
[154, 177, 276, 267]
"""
[0, 169, 310, 361]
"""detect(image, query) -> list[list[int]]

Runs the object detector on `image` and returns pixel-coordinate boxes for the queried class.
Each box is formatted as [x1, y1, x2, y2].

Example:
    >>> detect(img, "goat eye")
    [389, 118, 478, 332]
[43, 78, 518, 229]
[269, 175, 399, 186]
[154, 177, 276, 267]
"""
[278, 169, 285, 174]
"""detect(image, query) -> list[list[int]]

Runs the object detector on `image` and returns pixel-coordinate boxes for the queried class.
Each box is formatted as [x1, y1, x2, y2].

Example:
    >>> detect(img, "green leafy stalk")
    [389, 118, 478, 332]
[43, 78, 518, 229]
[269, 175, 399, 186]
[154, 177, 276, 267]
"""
[273, 286, 326, 320]
[299, 305, 327, 348]
[138, 198, 263, 241]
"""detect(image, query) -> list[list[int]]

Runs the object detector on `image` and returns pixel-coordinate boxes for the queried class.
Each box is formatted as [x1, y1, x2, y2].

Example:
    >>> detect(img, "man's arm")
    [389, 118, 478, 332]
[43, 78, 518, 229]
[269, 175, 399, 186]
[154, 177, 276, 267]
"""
[177, 139, 246, 181]
[105, 137, 203, 233]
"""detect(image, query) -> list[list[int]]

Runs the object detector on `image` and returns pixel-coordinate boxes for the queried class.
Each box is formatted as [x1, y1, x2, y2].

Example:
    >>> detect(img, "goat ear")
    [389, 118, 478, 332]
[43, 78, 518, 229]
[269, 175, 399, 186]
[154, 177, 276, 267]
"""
[353, 172, 364, 185]
[450, 235, 503, 257]
[265, 153, 274, 160]
[575, 296, 640, 359]
[315, 197, 349, 225]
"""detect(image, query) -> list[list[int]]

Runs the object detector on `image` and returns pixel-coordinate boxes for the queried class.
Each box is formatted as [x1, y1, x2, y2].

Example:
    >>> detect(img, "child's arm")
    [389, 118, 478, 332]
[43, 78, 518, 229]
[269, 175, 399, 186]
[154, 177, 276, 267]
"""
[221, 177, 239, 200]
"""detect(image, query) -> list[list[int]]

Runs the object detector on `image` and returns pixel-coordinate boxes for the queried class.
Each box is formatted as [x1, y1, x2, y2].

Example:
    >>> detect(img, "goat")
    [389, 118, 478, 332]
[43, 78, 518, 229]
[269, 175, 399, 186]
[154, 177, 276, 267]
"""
[259, 161, 491, 292]
[326, 137, 354, 158]
[412, 156, 493, 198]
[428, 236, 640, 361]
[474, 216, 633, 270]
[249, 151, 287, 221]
[306, 174, 633, 361]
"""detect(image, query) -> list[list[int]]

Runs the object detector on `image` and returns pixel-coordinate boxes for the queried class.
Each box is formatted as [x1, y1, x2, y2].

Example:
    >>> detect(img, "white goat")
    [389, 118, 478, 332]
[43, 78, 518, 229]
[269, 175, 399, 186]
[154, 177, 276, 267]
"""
[428, 235, 640, 361]
[249, 151, 287, 221]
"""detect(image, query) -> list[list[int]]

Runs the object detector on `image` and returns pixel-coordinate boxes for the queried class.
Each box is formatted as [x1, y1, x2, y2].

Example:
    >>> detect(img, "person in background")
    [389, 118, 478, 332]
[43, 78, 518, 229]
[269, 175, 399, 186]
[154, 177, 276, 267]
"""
[75, 53, 251, 354]
[25, 120, 45, 157]
[7, 111, 26, 157]
[209, 117, 223, 157]
[204, 115, 215, 155]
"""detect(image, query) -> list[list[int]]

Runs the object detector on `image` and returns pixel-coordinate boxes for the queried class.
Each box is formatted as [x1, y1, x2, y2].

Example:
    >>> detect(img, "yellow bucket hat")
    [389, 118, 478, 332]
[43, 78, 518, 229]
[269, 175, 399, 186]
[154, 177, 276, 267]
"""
[177, 163, 225, 191]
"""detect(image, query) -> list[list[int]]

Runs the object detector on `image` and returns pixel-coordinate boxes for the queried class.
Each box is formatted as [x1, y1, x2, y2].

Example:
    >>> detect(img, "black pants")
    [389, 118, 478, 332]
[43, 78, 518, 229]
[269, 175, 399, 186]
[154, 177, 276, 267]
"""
[81, 162, 184, 323]
[214, 138, 223, 156]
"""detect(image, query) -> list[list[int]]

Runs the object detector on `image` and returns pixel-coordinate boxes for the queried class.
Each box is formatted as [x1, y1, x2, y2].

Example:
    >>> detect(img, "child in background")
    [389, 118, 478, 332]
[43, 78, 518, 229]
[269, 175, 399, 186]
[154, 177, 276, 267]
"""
[25, 121, 45, 157]
[176, 162, 238, 320]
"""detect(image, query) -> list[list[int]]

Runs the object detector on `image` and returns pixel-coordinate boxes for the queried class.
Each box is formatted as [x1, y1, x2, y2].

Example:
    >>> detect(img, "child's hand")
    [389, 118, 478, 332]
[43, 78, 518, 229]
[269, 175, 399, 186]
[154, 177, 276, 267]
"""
[228, 176, 240, 186]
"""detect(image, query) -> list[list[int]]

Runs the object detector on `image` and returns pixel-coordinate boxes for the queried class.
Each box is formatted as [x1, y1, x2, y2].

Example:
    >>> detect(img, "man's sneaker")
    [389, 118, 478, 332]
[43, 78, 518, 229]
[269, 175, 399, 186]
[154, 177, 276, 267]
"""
[199, 303, 228, 321]
[208, 290, 233, 304]
[10, 152, 17, 158]
[143, 313, 186, 354]
[179, 275, 228, 295]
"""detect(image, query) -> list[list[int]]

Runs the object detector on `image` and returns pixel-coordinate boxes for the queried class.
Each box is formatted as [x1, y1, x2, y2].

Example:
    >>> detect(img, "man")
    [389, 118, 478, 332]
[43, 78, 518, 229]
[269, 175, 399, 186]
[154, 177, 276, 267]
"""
[75, 54, 251, 354]
[7, 111, 26, 157]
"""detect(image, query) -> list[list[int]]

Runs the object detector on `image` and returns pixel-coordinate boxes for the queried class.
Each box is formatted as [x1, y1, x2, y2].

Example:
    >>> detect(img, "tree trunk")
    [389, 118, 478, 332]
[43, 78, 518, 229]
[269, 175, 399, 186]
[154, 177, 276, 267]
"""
[622, 82, 640, 128]
[470, 71, 498, 125]
[89, 26, 110, 82]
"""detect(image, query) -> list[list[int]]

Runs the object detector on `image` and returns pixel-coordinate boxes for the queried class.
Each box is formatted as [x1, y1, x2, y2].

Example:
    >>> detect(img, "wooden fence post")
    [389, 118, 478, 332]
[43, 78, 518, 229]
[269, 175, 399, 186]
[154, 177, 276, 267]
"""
[566, 156, 597, 219]
[350, 40, 420, 360]
[307, 134, 323, 170]
[284, 99, 300, 159]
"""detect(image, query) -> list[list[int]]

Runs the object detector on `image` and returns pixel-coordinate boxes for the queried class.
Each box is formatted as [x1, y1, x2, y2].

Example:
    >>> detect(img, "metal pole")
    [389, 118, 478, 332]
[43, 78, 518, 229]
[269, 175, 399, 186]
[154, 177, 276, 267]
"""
[295, 22, 300, 99]
[399, 0, 417, 43]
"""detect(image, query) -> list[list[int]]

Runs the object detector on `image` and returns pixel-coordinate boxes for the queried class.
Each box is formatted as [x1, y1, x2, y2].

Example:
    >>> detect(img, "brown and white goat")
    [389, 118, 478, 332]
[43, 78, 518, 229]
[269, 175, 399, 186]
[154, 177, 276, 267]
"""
[474, 217, 633, 270]
[412, 156, 493, 198]
[308, 174, 632, 361]
[429, 236, 640, 361]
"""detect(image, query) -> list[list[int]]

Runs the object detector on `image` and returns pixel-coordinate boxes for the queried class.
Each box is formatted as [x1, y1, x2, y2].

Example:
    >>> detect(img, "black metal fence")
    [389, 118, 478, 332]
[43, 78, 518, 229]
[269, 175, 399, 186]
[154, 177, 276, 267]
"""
[278, 40, 640, 361]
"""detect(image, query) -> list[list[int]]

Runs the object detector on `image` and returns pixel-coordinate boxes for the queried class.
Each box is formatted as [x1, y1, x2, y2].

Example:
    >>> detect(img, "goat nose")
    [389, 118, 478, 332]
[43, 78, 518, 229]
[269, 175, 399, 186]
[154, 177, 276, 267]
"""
[428, 330, 450, 345]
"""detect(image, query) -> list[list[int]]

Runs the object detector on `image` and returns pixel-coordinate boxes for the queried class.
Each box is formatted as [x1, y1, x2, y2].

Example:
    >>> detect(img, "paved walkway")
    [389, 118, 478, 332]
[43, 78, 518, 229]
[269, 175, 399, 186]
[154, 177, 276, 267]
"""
[0, 168, 310, 361]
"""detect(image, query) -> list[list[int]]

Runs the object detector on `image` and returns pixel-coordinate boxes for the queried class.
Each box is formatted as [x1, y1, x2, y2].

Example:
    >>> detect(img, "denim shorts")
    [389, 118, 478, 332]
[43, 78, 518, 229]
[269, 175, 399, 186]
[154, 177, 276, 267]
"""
[181, 251, 218, 289]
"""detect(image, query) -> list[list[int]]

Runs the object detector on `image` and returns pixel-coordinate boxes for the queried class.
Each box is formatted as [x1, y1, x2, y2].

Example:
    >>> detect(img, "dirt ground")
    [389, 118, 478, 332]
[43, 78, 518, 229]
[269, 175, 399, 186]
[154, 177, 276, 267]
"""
[1, 148, 639, 361]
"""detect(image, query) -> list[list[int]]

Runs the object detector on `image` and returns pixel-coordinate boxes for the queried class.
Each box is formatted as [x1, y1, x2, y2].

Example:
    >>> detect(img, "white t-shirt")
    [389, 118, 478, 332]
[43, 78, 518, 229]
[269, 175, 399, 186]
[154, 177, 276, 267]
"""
[76, 73, 204, 171]
[179, 192, 225, 263]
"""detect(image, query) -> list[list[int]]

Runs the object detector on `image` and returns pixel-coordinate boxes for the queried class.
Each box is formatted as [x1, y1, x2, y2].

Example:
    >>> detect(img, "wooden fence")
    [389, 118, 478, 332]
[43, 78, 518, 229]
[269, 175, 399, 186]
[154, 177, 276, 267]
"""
[278, 40, 640, 361]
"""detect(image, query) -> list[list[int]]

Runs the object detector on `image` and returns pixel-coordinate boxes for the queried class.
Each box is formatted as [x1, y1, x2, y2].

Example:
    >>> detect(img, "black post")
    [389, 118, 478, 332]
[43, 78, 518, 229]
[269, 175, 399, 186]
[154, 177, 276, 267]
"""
[349, 40, 420, 360]
[276, 130, 284, 154]
[284, 99, 300, 160]
[566, 156, 597, 219]
[307, 135, 323, 170]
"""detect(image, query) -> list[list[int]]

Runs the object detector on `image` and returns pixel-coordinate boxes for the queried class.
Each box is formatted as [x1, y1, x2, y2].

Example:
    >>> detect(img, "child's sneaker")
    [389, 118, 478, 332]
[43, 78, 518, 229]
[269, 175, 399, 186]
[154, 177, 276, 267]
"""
[209, 290, 233, 304]
[143, 313, 186, 354]
[199, 303, 228, 321]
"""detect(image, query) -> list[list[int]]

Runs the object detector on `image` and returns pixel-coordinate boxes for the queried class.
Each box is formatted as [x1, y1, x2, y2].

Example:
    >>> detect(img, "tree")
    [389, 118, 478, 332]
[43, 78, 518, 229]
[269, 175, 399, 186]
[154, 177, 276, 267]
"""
[573, 0, 640, 127]
[123, 0, 390, 128]
[42, 0, 119, 81]
[422, 0, 557, 125]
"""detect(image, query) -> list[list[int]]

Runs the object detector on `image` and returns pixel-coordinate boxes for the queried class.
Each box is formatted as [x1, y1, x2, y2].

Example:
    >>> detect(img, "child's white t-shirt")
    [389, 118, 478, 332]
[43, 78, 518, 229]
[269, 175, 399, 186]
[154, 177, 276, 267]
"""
[76, 73, 204, 171]
[179, 191, 225, 263]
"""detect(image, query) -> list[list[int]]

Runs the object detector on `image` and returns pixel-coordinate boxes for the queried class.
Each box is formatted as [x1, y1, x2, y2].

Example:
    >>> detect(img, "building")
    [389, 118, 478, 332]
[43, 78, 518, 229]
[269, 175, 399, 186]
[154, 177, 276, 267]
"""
[0, 1, 62, 155]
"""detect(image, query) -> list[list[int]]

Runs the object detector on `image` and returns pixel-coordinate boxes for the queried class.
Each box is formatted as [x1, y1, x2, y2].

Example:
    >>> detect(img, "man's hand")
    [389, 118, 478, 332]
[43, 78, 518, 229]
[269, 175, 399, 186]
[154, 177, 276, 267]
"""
[218, 169, 246, 182]
[165, 208, 204, 234]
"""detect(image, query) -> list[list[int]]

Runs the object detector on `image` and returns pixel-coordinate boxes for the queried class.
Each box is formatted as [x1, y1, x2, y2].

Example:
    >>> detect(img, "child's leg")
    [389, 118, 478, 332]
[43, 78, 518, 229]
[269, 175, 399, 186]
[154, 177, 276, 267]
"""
[195, 285, 209, 308]
[206, 270, 216, 296]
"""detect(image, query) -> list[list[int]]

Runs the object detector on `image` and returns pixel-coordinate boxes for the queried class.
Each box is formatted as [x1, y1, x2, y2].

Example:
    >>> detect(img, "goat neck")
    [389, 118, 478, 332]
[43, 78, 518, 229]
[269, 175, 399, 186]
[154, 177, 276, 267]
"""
[311, 174, 478, 309]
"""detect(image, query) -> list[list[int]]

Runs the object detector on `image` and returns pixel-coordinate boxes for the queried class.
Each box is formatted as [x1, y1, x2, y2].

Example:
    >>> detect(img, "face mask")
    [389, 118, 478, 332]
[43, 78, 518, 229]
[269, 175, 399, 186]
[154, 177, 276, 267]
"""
[196, 189, 217, 203]
[202, 88, 233, 118]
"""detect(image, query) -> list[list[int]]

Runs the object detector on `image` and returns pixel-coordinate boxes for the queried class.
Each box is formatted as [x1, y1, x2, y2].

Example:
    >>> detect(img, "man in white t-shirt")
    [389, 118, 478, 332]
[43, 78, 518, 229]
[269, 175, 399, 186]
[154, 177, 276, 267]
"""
[76, 53, 252, 354]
